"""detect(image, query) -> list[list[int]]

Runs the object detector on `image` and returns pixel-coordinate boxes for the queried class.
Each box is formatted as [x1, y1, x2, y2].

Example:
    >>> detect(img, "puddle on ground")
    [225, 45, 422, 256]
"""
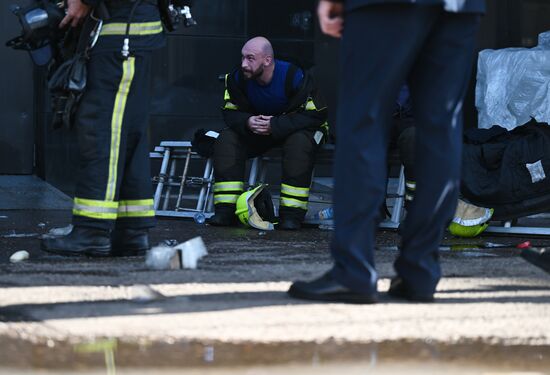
[1, 336, 548, 374]
[0, 361, 547, 374]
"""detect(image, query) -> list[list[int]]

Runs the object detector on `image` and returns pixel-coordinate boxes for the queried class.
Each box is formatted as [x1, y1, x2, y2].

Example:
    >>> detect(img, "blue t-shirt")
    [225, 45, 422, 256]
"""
[244, 60, 304, 115]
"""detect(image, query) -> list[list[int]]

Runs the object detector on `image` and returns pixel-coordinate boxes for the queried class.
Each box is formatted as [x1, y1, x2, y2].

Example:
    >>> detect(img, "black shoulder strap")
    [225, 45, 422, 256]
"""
[285, 63, 299, 99]
[76, 15, 100, 55]
[236, 69, 247, 94]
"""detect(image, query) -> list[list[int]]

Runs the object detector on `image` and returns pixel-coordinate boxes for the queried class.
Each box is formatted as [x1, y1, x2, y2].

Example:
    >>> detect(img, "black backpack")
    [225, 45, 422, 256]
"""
[461, 121, 550, 220]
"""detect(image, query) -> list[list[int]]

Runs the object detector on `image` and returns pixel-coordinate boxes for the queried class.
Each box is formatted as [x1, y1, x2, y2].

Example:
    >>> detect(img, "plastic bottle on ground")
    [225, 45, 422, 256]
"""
[317, 207, 334, 220]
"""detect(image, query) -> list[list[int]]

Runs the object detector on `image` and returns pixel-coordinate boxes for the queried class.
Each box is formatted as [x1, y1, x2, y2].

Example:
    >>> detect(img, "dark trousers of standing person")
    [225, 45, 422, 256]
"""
[329, 5, 480, 297]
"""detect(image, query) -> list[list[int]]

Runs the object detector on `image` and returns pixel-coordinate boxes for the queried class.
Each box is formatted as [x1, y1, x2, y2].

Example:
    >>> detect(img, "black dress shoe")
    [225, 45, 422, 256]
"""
[111, 228, 150, 257]
[521, 247, 550, 274]
[277, 217, 302, 231]
[41, 226, 111, 257]
[288, 272, 378, 304]
[387, 277, 434, 302]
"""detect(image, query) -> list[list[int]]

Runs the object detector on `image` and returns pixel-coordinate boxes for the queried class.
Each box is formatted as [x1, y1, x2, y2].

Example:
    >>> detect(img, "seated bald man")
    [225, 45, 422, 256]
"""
[211, 36, 328, 230]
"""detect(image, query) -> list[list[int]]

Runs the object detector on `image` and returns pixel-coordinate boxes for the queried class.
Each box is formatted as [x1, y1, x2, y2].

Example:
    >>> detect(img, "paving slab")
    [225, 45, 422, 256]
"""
[0, 176, 72, 210]
[0, 207, 550, 372]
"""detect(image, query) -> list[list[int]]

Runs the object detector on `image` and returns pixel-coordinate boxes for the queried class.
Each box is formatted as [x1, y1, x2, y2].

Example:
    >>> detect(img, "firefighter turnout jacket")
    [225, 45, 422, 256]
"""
[213, 61, 328, 221]
[222, 63, 328, 141]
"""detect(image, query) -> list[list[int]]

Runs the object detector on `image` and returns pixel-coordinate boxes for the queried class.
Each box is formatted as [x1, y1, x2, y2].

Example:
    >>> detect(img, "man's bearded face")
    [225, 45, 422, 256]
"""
[241, 50, 266, 80]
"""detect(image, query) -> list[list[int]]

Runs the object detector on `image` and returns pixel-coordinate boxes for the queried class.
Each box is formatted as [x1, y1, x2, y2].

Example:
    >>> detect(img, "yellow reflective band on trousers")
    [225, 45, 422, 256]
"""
[280, 197, 308, 210]
[281, 183, 309, 198]
[214, 194, 239, 205]
[118, 199, 155, 218]
[73, 197, 119, 220]
[406, 181, 416, 191]
[100, 21, 163, 36]
[214, 181, 244, 193]
[105, 57, 135, 202]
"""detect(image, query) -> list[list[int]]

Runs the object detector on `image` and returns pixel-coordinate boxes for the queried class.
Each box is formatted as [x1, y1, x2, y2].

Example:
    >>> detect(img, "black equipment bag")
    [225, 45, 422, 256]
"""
[48, 52, 88, 129]
[47, 15, 101, 129]
[461, 121, 550, 220]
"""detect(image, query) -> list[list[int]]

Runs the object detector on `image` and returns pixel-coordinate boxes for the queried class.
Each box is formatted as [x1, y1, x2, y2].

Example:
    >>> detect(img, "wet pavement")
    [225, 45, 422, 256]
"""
[1, 197, 550, 371]
[2, 360, 550, 375]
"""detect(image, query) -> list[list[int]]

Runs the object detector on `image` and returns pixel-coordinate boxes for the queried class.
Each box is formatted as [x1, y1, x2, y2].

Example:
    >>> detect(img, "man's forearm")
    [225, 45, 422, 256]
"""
[222, 109, 254, 136]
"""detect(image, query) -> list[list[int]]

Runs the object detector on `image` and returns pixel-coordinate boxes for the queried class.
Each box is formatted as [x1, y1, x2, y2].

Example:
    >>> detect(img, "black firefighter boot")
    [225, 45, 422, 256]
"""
[111, 228, 150, 257]
[41, 226, 111, 257]
[278, 207, 305, 231]
[209, 204, 239, 226]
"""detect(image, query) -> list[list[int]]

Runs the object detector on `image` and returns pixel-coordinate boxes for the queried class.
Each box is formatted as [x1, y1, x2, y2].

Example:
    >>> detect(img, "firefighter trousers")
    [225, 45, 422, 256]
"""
[72, 51, 155, 231]
[212, 128, 319, 220]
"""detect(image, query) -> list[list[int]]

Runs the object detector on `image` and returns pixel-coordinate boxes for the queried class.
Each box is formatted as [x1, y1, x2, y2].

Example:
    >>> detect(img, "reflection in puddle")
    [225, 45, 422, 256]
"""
[0, 362, 547, 375]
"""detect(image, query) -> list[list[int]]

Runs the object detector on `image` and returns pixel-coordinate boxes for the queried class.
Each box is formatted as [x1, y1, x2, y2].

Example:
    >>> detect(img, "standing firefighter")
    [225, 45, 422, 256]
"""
[211, 37, 328, 230]
[41, 0, 166, 257]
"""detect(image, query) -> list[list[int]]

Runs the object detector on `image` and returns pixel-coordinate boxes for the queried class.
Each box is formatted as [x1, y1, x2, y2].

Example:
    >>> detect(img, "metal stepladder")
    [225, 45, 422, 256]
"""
[299, 144, 407, 229]
[301, 165, 407, 229]
[150, 141, 215, 219]
[150, 141, 269, 220]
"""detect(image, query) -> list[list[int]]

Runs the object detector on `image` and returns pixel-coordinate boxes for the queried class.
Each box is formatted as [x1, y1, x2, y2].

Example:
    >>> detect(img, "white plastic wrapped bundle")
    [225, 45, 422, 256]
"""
[476, 31, 550, 130]
[145, 236, 208, 270]
[145, 246, 177, 270]
[538, 31, 550, 49]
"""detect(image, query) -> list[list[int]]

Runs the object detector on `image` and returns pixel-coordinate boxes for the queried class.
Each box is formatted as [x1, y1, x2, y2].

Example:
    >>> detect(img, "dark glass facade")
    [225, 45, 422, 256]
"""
[1, 0, 550, 193]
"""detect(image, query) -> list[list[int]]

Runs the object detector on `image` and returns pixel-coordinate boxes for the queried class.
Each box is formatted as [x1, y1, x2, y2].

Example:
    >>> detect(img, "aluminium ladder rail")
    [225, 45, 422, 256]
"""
[150, 141, 214, 219]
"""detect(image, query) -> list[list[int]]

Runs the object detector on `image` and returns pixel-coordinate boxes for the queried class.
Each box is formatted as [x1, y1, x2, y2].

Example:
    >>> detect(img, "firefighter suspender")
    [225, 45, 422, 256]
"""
[284, 63, 299, 99]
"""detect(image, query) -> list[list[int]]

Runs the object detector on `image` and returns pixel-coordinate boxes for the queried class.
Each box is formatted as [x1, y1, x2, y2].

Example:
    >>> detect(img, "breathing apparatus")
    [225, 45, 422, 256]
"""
[158, 0, 197, 32]
[5, 0, 104, 128]
[121, 0, 197, 58]
[5, 0, 65, 66]
[6, 0, 198, 62]
[5, 0, 197, 128]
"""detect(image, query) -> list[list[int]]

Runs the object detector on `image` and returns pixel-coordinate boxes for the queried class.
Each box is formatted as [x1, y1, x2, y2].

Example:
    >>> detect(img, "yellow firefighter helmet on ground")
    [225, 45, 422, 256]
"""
[448, 199, 494, 238]
[235, 184, 276, 231]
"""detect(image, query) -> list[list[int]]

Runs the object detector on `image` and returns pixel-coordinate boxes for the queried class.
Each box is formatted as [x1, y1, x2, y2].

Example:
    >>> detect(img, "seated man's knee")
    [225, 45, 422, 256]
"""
[283, 130, 316, 158]
[214, 128, 242, 156]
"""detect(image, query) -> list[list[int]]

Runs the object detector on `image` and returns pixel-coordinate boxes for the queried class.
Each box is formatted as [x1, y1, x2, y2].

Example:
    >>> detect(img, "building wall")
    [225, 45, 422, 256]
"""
[5, 0, 550, 192]
[0, 4, 35, 175]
